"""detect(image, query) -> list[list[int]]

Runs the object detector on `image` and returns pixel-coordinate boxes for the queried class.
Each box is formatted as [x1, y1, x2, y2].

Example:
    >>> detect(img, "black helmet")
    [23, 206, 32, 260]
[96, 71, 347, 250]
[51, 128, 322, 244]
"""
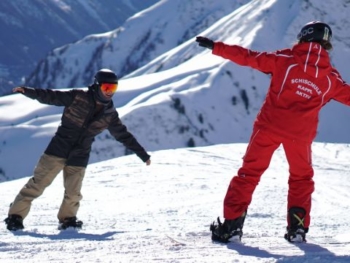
[94, 69, 118, 84]
[297, 21, 332, 43]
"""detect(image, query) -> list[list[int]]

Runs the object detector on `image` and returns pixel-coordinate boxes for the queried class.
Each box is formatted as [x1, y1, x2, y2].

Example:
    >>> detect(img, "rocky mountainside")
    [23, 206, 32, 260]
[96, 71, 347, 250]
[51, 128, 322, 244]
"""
[25, 0, 250, 89]
[0, 0, 159, 95]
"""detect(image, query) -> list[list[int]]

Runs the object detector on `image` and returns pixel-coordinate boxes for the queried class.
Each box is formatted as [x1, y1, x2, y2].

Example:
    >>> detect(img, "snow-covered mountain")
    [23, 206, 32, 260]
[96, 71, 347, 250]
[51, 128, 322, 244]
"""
[0, 0, 160, 95]
[1, 0, 350, 182]
[1, 143, 350, 262]
[25, 0, 251, 88]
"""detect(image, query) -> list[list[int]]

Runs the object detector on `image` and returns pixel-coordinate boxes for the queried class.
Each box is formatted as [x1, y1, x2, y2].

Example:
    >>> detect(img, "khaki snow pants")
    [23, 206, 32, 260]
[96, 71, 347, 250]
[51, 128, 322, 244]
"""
[8, 153, 86, 222]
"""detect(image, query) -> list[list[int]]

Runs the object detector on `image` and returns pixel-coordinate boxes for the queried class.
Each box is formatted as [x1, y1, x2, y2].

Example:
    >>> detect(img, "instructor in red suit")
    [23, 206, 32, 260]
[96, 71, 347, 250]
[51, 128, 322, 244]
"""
[196, 21, 350, 243]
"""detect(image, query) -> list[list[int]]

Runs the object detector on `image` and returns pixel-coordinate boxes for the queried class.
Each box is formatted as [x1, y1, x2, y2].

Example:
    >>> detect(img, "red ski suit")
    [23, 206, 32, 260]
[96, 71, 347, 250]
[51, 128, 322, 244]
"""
[212, 41, 350, 228]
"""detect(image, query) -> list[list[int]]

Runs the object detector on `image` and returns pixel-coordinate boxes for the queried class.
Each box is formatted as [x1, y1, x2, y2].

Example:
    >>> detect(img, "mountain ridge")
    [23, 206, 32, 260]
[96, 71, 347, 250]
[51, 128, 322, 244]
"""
[1, 0, 350, 182]
[0, 0, 160, 95]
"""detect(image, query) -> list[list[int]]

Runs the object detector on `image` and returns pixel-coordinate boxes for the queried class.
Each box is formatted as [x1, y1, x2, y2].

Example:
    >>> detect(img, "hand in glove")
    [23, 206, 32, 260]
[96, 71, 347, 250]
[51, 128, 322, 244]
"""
[195, 36, 214, 50]
[13, 86, 25, 93]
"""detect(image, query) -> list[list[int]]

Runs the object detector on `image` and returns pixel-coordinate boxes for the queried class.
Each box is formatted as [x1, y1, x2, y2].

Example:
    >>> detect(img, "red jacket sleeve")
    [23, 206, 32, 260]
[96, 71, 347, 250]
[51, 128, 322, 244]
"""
[212, 42, 276, 75]
[330, 70, 350, 105]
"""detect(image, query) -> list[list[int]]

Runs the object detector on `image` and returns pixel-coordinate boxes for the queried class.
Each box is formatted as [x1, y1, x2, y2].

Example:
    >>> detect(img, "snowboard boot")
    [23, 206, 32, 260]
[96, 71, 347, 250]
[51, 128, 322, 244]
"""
[284, 207, 308, 243]
[58, 216, 83, 230]
[210, 211, 246, 243]
[4, 214, 24, 231]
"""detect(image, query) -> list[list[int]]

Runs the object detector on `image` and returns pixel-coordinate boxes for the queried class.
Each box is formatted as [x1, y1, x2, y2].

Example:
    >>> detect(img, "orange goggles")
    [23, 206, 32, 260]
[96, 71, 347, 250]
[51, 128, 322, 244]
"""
[100, 83, 118, 93]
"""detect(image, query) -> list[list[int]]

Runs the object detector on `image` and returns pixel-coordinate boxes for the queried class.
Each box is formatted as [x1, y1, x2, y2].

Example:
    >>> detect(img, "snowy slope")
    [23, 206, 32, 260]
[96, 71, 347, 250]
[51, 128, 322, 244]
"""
[0, 143, 350, 262]
[125, 0, 350, 146]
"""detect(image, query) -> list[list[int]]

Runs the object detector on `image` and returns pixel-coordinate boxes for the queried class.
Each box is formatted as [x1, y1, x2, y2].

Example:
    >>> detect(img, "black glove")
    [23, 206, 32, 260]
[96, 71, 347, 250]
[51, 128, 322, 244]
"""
[196, 36, 214, 50]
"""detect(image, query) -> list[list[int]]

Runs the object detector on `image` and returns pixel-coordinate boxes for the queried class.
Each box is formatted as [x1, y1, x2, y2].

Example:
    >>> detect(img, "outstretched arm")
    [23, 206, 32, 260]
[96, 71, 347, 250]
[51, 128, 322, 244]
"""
[109, 114, 151, 165]
[330, 71, 350, 106]
[195, 36, 276, 75]
[12, 86, 76, 106]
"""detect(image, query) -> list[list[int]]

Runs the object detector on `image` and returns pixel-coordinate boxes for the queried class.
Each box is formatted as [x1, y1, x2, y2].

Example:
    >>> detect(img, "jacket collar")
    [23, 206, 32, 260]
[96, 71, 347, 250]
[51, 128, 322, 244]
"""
[292, 42, 332, 78]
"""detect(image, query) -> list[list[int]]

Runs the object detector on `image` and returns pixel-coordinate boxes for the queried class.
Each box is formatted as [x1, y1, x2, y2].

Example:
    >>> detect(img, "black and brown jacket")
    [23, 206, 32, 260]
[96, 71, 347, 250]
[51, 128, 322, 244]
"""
[21, 86, 150, 167]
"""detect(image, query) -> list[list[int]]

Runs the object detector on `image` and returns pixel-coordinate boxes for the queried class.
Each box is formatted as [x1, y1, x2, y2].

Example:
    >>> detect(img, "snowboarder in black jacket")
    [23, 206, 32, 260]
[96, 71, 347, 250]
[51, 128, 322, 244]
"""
[4, 69, 151, 231]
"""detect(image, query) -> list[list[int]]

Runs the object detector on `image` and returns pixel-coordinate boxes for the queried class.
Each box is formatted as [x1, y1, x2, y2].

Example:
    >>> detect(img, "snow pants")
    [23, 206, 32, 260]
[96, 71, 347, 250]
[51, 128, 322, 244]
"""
[8, 153, 86, 222]
[223, 129, 314, 228]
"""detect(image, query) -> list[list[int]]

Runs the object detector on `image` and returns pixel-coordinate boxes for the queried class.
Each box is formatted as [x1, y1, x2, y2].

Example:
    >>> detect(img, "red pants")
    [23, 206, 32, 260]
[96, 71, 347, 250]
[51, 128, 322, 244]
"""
[224, 129, 314, 228]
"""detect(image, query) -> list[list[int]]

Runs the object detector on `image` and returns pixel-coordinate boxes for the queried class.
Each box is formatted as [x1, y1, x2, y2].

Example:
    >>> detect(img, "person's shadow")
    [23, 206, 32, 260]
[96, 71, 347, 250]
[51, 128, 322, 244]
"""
[11, 229, 121, 241]
[224, 241, 350, 262]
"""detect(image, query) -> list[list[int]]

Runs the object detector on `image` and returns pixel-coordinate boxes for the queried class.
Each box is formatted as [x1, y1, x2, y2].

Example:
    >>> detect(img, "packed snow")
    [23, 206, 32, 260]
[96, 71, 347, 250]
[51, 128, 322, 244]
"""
[1, 143, 350, 262]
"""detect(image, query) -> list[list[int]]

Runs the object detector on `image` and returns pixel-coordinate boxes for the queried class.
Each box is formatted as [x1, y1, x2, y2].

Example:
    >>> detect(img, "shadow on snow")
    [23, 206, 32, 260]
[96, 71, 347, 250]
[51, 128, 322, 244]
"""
[226, 241, 350, 262]
[11, 230, 121, 241]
